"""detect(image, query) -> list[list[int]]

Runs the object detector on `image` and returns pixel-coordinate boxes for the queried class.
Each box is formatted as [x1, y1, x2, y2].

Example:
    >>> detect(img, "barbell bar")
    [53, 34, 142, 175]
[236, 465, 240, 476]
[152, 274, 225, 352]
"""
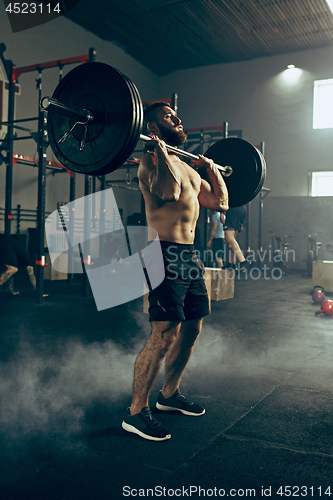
[40, 97, 233, 177]
[40, 62, 266, 207]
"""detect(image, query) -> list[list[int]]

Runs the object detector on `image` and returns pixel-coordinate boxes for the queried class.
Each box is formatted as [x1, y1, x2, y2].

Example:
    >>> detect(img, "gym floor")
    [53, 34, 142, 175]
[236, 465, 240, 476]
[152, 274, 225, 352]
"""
[1, 270, 333, 500]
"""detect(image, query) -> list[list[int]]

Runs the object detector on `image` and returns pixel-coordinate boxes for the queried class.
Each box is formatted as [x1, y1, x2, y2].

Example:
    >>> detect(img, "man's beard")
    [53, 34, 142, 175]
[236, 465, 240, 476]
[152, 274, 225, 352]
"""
[158, 123, 187, 147]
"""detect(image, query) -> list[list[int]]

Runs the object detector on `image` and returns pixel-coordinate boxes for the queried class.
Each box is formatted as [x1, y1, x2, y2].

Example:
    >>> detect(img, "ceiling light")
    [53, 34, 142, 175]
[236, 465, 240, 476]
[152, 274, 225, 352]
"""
[287, 64, 295, 69]
[326, 0, 333, 14]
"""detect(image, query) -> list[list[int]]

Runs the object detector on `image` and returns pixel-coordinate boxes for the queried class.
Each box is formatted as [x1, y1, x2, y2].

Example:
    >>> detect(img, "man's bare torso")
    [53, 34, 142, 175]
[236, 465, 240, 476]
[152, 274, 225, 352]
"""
[138, 152, 202, 244]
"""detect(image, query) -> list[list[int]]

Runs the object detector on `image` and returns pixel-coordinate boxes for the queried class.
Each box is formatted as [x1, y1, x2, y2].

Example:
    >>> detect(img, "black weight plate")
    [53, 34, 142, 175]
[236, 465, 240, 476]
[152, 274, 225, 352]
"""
[251, 147, 267, 200]
[205, 138, 266, 207]
[97, 73, 139, 175]
[97, 73, 142, 175]
[127, 76, 143, 153]
[47, 62, 142, 176]
[119, 74, 143, 169]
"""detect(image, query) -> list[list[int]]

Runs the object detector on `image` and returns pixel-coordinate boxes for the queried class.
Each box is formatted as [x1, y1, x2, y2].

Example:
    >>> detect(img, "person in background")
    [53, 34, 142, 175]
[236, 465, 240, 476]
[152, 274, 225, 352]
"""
[0, 234, 36, 295]
[224, 205, 249, 271]
[326, 243, 333, 257]
[207, 210, 225, 268]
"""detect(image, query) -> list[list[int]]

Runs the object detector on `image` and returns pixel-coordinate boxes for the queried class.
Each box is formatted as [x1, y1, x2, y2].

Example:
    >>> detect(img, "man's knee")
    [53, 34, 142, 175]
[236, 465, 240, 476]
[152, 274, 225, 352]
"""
[180, 318, 203, 340]
[2, 265, 18, 278]
[7, 265, 18, 273]
[0, 265, 18, 285]
[225, 232, 234, 244]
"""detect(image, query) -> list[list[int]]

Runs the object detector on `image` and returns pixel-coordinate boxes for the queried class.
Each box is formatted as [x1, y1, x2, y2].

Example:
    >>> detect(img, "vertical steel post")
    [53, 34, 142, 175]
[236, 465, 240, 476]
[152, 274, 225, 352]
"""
[200, 129, 210, 264]
[89, 48, 96, 63]
[16, 204, 21, 234]
[67, 173, 76, 284]
[99, 176, 106, 269]
[4, 61, 15, 236]
[80, 47, 96, 296]
[35, 110, 47, 303]
[80, 47, 96, 297]
[258, 191, 264, 267]
[172, 93, 178, 113]
[100, 175, 106, 191]
[82, 175, 92, 297]
[223, 121, 228, 140]
[245, 202, 251, 251]
[257, 143, 265, 267]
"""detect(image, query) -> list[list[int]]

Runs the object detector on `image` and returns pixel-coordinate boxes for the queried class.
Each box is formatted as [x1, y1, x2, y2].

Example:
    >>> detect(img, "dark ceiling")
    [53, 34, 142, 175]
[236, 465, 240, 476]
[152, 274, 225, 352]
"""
[65, 0, 333, 76]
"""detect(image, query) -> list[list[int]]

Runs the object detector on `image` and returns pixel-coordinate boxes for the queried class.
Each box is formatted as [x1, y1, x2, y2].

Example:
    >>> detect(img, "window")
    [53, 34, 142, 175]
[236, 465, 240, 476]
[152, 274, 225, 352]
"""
[313, 79, 333, 129]
[311, 172, 333, 197]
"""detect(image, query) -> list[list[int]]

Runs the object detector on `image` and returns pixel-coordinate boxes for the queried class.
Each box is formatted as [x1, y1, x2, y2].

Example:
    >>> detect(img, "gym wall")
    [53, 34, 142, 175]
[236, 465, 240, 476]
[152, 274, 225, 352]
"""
[1, 3, 333, 269]
[0, 8, 160, 232]
[158, 46, 333, 269]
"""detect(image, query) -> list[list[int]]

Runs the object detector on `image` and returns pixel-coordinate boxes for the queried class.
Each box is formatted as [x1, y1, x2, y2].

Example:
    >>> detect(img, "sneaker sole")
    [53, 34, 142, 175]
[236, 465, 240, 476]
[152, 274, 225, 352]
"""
[121, 421, 171, 441]
[156, 403, 205, 416]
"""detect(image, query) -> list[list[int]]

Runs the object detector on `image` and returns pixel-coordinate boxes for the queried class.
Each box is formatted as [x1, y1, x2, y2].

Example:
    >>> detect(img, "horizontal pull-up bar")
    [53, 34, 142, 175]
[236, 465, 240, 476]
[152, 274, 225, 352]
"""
[12, 154, 69, 172]
[12, 48, 96, 81]
[0, 117, 39, 126]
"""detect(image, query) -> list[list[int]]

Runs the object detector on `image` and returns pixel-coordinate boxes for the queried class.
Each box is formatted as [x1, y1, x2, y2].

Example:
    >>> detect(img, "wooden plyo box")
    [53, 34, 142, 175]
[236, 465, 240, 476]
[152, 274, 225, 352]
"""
[44, 254, 68, 280]
[312, 261, 333, 292]
[205, 267, 235, 301]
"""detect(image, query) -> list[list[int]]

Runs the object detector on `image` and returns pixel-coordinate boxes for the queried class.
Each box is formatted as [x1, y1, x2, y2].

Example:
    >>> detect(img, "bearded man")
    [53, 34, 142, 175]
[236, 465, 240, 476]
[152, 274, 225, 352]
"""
[122, 103, 229, 441]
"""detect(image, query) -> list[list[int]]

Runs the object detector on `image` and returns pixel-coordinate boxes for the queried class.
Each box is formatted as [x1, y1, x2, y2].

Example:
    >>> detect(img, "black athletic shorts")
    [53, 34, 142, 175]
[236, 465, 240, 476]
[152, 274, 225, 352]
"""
[0, 235, 30, 269]
[148, 241, 210, 322]
[224, 206, 247, 232]
[213, 238, 224, 253]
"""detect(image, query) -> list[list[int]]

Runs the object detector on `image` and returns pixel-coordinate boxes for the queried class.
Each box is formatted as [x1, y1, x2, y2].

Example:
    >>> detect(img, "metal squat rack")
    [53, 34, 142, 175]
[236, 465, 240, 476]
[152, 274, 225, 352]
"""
[0, 46, 97, 303]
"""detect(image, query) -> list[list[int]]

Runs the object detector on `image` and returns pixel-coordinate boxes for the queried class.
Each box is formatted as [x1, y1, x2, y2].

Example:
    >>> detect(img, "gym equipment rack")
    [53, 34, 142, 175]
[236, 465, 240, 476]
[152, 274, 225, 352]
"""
[0, 46, 96, 303]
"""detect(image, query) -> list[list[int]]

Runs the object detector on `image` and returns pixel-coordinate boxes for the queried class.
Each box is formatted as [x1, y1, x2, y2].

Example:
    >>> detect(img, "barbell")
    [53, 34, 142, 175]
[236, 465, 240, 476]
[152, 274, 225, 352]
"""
[40, 62, 266, 207]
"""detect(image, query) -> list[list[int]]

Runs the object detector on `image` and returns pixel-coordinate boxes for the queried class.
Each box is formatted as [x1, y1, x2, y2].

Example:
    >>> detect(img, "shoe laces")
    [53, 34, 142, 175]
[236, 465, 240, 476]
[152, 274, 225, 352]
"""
[172, 389, 192, 405]
[141, 408, 161, 428]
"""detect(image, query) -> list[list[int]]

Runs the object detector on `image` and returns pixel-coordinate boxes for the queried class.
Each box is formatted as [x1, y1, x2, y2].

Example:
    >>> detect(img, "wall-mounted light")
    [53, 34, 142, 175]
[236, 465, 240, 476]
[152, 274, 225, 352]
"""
[278, 65, 303, 84]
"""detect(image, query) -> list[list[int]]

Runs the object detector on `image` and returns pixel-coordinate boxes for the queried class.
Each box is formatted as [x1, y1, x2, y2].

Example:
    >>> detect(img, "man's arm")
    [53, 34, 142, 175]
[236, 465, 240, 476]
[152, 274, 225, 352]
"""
[139, 136, 181, 201]
[192, 155, 229, 211]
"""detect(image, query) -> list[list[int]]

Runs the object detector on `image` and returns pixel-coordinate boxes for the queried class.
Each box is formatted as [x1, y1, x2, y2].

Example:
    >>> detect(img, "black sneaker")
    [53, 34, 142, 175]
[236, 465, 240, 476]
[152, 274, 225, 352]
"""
[225, 263, 236, 270]
[239, 260, 252, 271]
[122, 406, 171, 441]
[156, 389, 205, 416]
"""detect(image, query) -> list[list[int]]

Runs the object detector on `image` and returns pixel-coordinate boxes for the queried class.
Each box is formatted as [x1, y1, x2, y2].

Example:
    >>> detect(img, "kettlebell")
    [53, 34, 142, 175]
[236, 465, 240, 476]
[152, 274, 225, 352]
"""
[312, 286, 325, 303]
[316, 299, 333, 316]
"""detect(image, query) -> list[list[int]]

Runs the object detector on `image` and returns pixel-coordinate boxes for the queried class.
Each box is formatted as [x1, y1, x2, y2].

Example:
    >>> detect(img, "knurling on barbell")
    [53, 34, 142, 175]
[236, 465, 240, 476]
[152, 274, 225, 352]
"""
[41, 62, 266, 207]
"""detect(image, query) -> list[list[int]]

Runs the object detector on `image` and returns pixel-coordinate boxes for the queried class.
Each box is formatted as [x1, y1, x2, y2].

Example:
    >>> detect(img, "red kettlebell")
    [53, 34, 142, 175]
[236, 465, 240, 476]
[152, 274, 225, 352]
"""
[312, 286, 325, 303]
[316, 300, 333, 316]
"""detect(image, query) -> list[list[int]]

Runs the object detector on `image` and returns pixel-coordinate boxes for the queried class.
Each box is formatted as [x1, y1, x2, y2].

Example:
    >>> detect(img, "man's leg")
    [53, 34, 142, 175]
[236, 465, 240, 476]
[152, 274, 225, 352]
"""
[161, 318, 202, 398]
[8, 276, 19, 295]
[216, 255, 224, 268]
[129, 320, 181, 415]
[0, 265, 18, 286]
[26, 266, 36, 289]
[156, 318, 205, 416]
[225, 230, 245, 264]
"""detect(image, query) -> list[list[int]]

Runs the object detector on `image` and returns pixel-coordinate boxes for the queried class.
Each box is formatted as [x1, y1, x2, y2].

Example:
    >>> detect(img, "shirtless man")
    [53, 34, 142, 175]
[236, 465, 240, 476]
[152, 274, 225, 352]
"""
[122, 102, 228, 441]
